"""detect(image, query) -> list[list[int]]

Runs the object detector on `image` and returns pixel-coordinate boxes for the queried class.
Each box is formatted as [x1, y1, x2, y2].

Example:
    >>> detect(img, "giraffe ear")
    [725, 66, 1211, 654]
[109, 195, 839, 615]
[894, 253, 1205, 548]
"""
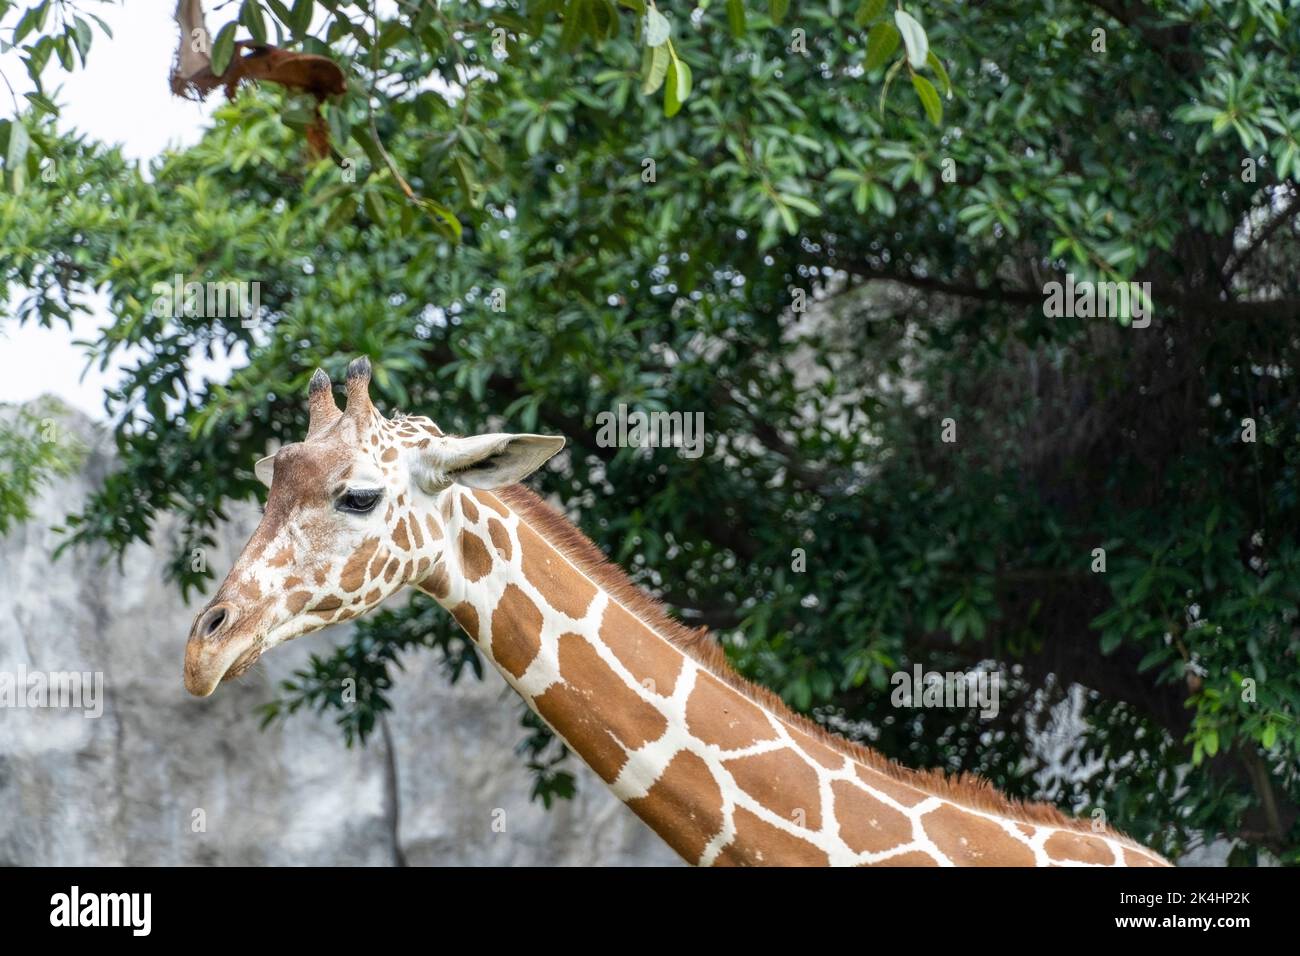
[255, 454, 276, 489]
[417, 434, 565, 492]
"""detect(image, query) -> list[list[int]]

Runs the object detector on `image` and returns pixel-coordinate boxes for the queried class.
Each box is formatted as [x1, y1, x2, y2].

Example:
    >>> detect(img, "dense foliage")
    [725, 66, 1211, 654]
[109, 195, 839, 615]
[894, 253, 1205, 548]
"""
[2, 0, 1299, 863]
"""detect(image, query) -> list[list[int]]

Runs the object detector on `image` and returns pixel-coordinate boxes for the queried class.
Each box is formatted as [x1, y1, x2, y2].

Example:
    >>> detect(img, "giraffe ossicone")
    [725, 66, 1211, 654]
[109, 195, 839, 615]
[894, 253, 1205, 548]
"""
[184, 357, 1171, 867]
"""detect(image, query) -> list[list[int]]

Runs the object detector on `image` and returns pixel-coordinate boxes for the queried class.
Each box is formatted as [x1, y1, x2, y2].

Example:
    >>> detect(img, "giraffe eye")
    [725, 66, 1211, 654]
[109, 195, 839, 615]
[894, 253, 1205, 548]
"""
[338, 489, 382, 514]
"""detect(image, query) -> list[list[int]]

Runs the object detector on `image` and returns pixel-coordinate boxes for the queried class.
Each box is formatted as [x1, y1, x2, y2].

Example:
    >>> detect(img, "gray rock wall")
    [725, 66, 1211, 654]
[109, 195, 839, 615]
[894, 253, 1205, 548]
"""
[0, 402, 678, 866]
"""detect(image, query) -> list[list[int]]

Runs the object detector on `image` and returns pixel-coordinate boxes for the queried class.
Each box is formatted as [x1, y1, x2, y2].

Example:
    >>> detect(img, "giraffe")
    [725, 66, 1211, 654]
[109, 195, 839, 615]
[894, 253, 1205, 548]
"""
[184, 357, 1171, 867]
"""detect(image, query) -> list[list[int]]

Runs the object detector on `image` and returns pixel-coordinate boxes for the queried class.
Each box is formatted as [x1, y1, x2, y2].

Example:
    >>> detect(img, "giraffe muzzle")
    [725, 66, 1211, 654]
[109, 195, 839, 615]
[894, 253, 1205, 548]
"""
[184, 601, 255, 697]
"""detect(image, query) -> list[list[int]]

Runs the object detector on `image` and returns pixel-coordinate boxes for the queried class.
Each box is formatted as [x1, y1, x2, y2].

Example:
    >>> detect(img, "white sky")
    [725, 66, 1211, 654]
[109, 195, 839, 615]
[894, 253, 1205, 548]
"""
[0, 0, 226, 418]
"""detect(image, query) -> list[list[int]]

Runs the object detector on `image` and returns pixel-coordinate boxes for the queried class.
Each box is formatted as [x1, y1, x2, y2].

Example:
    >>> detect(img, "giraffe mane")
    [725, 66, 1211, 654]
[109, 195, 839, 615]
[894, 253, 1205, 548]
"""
[495, 483, 1148, 846]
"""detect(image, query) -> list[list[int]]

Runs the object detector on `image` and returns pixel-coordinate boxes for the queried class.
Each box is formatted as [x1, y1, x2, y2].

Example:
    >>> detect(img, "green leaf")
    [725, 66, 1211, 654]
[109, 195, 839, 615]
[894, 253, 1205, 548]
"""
[870, 184, 896, 216]
[364, 189, 387, 226]
[769, 0, 790, 25]
[453, 153, 482, 207]
[281, 106, 318, 131]
[855, 0, 888, 27]
[72, 17, 94, 61]
[727, 0, 747, 38]
[664, 49, 691, 117]
[325, 194, 357, 231]
[290, 0, 314, 34]
[782, 193, 821, 216]
[641, 42, 670, 95]
[559, 0, 587, 50]
[1137, 646, 1168, 673]
[266, 0, 292, 26]
[878, 55, 905, 114]
[865, 22, 900, 71]
[350, 126, 386, 170]
[911, 73, 942, 125]
[673, 56, 692, 102]
[85, 10, 113, 38]
[14, 3, 51, 44]
[24, 91, 58, 116]
[590, 0, 618, 43]
[412, 196, 463, 241]
[6, 121, 30, 192]
[788, 673, 811, 711]
[525, 117, 546, 155]
[211, 22, 239, 76]
[925, 50, 952, 96]
[241, 1, 269, 44]
[894, 9, 928, 69]
[644, 7, 671, 47]
[775, 198, 798, 233]
[6, 121, 31, 171]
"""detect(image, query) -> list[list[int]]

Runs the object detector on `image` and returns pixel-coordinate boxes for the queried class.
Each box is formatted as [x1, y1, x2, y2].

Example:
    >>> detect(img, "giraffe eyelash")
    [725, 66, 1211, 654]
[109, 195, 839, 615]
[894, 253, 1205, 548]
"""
[337, 488, 383, 515]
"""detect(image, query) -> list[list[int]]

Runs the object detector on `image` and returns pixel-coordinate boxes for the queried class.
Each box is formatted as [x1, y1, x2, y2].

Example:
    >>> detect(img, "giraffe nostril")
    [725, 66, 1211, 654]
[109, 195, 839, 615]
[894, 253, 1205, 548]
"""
[198, 604, 231, 638]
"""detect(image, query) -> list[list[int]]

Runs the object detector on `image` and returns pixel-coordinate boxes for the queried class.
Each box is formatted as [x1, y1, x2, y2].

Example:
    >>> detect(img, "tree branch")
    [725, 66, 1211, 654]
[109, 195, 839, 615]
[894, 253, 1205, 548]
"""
[1081, 0, 1203, 75]
[834, 258, 1300, 322]
[1222, 188, 1300, 286]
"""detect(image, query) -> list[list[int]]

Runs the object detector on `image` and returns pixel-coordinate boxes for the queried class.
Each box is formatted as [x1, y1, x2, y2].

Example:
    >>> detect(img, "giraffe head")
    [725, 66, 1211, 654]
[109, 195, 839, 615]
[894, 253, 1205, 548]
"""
[183, 357, 564, 697]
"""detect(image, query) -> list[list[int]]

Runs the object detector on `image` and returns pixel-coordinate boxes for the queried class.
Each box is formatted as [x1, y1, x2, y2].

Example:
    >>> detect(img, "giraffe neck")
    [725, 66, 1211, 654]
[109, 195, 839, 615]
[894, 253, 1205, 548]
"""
[419, 485, 1168, 868]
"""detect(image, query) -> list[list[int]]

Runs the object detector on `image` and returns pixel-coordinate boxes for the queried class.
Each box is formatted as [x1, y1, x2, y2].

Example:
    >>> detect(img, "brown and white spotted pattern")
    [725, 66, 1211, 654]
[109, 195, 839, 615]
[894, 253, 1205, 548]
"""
[437, 488, 1168, 867]
[185, 358, 1171, 868]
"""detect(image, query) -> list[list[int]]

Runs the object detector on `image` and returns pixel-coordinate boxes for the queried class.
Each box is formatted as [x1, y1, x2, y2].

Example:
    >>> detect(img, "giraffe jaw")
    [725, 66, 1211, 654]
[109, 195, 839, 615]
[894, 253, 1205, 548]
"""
[223, 643, 266, 683]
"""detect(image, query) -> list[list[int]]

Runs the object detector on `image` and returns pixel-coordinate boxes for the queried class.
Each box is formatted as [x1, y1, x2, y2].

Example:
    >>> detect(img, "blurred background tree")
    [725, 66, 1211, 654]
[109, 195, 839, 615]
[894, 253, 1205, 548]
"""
[0, 402, 82, 534]
[1, 0, 1298, 864]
